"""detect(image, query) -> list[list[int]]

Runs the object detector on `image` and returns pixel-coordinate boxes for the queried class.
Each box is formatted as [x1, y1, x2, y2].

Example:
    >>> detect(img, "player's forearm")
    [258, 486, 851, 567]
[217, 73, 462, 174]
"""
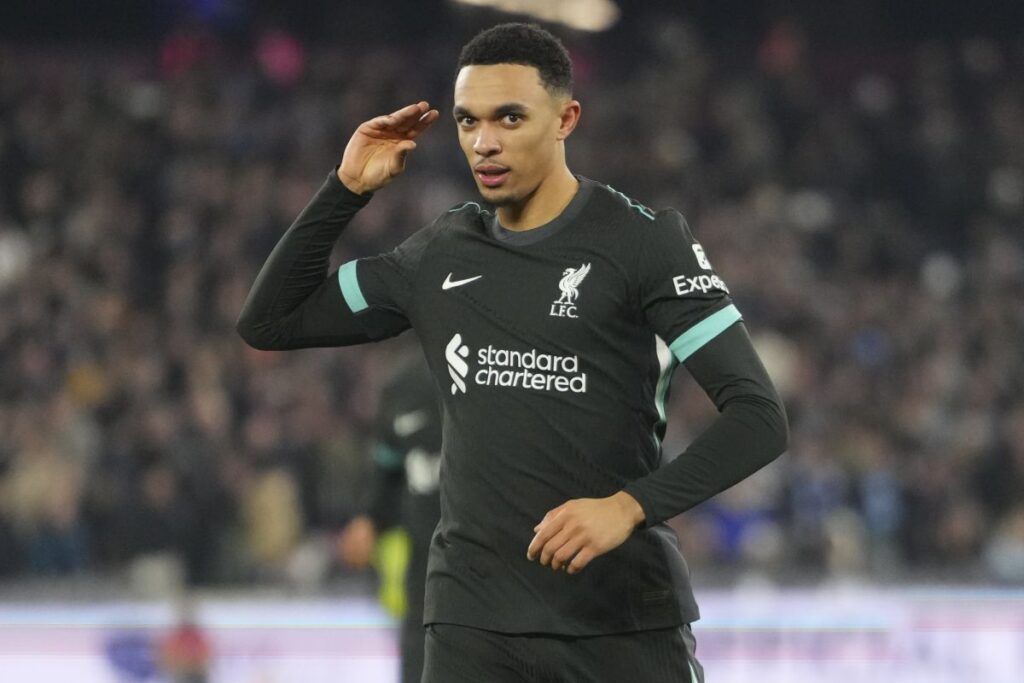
[624, 394, 787, 527]
[236, 167, 372, 349]
[623, 323, 789, 527]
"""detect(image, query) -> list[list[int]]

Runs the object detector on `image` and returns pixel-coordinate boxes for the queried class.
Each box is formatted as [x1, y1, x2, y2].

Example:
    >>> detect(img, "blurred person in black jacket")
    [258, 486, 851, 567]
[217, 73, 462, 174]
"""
[338, 350, 441, 683]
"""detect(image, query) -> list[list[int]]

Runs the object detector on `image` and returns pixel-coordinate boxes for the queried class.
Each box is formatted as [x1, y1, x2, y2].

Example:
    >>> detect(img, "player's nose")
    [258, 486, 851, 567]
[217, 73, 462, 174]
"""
[472, 125, 501, 156]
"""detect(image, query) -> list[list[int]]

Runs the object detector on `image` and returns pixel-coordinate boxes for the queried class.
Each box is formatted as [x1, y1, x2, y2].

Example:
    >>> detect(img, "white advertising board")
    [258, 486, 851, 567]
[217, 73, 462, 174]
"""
[0, 587, 1021, 682]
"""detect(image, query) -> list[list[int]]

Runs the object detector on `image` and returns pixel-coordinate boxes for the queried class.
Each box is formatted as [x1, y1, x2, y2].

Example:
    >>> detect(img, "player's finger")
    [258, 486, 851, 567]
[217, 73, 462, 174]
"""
[386, 101, 426, 120]
[407, 109, 440, 138]
[527, 514, 565, 560]
[362, 113, 396, 131]
[390, 141, 417, 175]
[363, 102, 428, 132]
[527, 526, 554, 561]
[550, 536, 586, 572]
[534, 505, 565, 532]
[566, 548, 596, 575]
[538, 527, 575, 567]
[392, 101, 430, 133]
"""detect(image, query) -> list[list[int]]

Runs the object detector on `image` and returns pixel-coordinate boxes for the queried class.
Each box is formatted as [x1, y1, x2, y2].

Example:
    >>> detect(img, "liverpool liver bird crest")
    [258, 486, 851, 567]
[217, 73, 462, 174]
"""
[555, 263, 591, 305]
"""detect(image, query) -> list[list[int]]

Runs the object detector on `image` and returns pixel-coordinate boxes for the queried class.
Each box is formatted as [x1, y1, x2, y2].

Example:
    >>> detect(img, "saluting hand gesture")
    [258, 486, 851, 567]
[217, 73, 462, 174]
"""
[337, 101, 440, 195]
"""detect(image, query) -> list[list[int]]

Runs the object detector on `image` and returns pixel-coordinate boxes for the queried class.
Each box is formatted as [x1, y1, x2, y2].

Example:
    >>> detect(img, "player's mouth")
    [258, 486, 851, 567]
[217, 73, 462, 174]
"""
[475, 164, 510, 188]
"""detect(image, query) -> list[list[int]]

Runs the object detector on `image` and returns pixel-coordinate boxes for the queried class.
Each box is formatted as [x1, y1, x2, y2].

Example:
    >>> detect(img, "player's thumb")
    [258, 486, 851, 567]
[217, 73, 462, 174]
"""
[392, 140, 417, 174]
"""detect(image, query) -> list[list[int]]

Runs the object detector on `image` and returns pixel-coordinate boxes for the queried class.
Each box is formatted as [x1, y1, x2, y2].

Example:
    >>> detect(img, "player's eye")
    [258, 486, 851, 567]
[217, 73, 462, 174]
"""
[502, 113, 522, 125]
[457, 116, 476, 127]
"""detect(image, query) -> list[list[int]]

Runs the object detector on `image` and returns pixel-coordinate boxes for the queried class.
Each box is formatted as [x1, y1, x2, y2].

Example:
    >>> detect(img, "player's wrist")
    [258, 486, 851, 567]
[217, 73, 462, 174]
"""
[336, 166, 374, 196]
[611, 491, 646, 528]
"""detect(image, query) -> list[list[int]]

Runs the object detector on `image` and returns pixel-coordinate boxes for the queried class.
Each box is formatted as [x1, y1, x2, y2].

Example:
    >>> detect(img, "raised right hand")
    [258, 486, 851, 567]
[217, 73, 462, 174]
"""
[337, 101, 440, 195]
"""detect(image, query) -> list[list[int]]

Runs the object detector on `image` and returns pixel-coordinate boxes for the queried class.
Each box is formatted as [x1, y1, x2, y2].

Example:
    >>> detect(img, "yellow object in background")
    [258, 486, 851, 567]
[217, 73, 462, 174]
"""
[374, 528, 411, 618]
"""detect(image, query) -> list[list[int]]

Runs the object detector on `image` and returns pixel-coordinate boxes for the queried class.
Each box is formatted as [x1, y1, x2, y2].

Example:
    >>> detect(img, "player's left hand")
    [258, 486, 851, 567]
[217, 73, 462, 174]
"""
[527, 491, 646, 575]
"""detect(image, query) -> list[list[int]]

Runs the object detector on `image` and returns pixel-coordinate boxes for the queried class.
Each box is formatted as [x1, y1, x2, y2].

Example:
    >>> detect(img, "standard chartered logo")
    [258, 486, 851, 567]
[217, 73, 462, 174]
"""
[445, 333, 470, 394]
[444, 333, 588, 395]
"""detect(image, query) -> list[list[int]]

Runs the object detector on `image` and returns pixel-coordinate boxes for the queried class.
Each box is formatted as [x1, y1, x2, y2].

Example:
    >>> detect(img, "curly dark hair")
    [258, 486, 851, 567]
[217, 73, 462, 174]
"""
[457, 23, 573, 95]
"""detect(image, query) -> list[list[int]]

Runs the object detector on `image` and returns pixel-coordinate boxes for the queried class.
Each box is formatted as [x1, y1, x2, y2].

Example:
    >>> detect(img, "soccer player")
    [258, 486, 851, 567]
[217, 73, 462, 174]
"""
[338, 352, 441, 683]
[238, 23, 787, 683]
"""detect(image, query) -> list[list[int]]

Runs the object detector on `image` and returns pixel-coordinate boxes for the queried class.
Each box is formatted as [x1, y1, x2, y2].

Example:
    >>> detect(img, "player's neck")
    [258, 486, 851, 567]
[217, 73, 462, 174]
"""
[497, 166, 579, 231]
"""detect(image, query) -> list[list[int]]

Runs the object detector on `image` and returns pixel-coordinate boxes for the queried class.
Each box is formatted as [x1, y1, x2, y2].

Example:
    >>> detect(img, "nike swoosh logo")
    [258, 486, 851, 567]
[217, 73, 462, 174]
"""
[442, 273, 483, 290]
[393, 410, 429, 437]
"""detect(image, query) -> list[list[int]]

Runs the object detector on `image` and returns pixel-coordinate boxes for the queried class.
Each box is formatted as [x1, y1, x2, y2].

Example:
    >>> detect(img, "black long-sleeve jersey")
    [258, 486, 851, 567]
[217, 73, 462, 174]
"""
[238, 168, 788, 635]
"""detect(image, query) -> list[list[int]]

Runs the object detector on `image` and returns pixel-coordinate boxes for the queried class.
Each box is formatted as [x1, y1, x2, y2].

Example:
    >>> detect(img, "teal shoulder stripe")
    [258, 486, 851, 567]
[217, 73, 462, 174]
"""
[669, 303, 742, 362]
[337, 260, 368, 313]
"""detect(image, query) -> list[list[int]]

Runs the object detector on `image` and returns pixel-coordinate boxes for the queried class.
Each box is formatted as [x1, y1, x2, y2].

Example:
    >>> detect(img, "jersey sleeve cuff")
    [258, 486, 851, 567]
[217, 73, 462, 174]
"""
[621, 481, 663, 529]
[668, 303, 742, 363]
[325, 164, 375, 207]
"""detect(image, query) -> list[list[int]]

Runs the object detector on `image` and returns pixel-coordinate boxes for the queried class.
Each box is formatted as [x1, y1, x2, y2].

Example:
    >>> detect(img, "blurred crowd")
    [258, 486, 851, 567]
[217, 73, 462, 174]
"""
[1, 16, 1022, 590]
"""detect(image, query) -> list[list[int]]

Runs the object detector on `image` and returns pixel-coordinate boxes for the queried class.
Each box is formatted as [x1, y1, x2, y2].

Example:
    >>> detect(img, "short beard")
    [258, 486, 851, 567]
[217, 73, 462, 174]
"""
[484, 190, 522, 207]
[480, 182, 537, 208]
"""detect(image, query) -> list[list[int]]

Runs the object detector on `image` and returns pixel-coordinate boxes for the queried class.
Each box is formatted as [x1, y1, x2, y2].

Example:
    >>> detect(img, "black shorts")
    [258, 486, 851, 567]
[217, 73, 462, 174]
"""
[421, 622, 704, 683]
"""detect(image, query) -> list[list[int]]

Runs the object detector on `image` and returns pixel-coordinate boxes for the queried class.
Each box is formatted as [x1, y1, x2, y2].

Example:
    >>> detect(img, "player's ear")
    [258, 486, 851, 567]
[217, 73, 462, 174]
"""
[556, 99, 581, 141]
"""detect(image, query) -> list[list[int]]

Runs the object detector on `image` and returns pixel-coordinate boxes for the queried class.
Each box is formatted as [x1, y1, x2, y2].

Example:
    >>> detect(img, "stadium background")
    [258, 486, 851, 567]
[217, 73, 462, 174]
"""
[1, 0, 1022, 680]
